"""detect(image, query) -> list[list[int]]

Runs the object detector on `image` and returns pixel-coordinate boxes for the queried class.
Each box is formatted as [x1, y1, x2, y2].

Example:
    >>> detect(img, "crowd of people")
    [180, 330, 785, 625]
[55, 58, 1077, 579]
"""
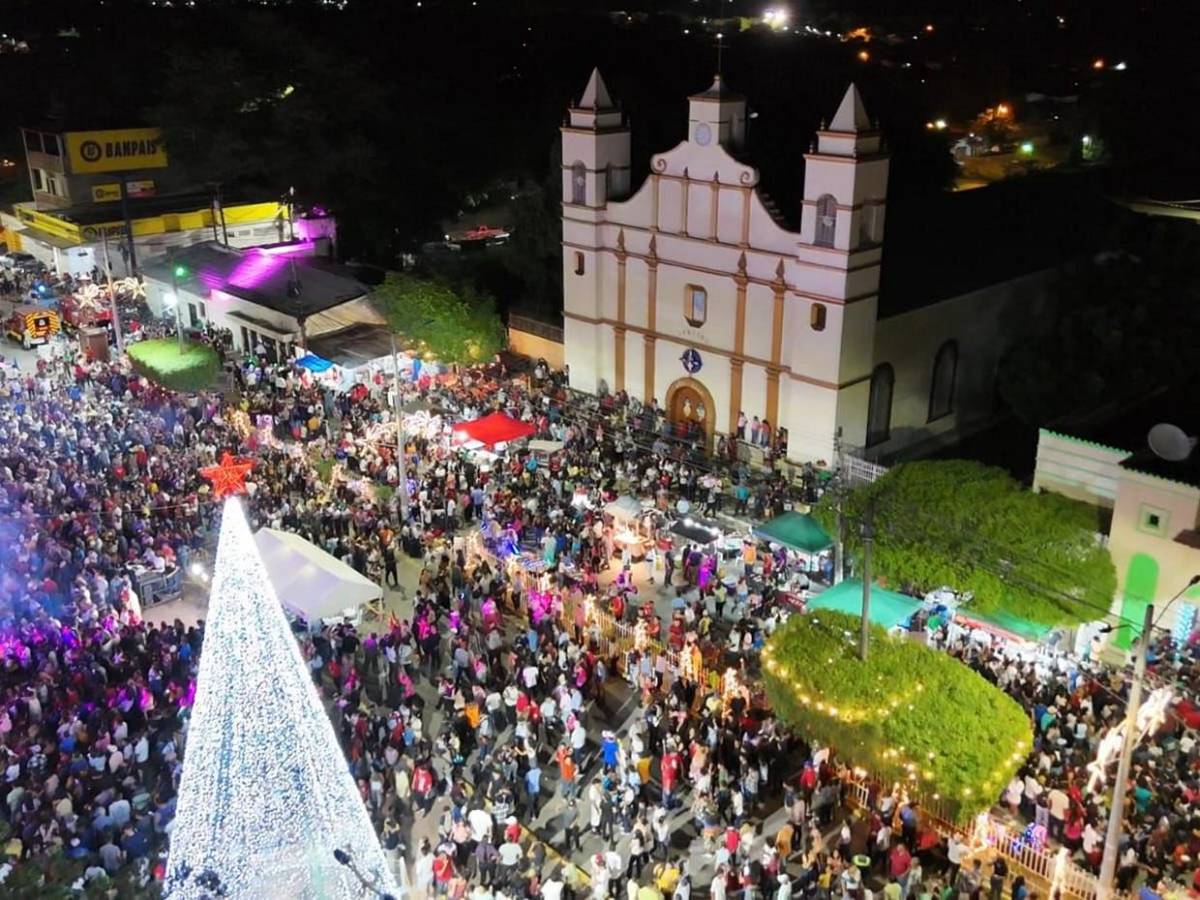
[0, 324, 1190, 900]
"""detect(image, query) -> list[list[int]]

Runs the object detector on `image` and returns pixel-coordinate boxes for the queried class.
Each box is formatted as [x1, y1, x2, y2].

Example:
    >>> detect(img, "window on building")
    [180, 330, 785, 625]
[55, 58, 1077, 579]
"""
[240, 326, 251, 351]
[685, 285, 707, 327]
[43, 135, 61, 157]
[859, 203, 880, 247]
[31, 169, 46, 192]
[1139, 505, 1169, 537]
[815, 194, 838, 247]
[571, 162, 587, 205]
[810, 303, 827, 331]
[188, 303, 200, 328]
[199, 302, 207, 320]
[927, 340, 958, 422]
[866, 363, 894, 447]
[574, 251, 585, 276]
[23, 131, 43, 154]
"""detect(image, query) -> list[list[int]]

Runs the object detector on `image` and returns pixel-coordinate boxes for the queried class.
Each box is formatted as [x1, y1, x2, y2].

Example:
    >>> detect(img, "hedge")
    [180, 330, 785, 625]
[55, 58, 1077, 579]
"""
[813, 460, 1115, 627]
[127, 339, 220, 392]
[762, 611, 1032, 822]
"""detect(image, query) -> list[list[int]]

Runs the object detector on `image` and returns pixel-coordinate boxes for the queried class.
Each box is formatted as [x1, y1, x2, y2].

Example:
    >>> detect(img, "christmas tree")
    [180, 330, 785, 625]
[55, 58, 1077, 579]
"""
[166, 498, 399, 899]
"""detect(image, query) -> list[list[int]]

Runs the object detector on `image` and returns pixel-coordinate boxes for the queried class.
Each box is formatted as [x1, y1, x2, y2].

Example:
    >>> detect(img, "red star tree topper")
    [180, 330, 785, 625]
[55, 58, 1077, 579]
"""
[199, 451, 254, 499]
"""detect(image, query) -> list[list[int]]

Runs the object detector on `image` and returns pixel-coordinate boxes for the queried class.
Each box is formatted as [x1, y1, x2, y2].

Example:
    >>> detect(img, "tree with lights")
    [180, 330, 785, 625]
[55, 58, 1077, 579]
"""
[166, 495, 399, 899]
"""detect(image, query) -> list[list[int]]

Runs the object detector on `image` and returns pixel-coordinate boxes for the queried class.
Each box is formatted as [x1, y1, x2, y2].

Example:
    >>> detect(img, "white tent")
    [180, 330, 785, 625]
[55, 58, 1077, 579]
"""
[254, 528, 383, 622]
[528, 439, 564, 455]
[604, 495, 645, 524]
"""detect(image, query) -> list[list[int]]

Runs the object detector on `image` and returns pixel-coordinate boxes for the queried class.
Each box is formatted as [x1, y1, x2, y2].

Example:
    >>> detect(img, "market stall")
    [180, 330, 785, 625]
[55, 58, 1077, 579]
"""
[451, 411, 536, 448]
[605, 495, 654, 559]
[804, 579, 922, 630]
[254, 527, 383, 624]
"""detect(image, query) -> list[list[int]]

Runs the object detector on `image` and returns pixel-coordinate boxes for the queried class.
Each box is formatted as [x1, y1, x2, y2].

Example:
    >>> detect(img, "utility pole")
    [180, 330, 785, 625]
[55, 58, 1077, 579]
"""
[100, 231, 124, 355]
[169, 255, 186, 353]
[859, 498, 875, 661]
[833, 427, 845, 585]
[389, 332, 411, 523]
[1097, 574, 1200, 900]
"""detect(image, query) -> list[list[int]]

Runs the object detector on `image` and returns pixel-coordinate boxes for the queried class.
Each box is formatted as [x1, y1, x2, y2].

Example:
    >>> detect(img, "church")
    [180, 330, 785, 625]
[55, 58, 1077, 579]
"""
[559, 69, 1092, 463]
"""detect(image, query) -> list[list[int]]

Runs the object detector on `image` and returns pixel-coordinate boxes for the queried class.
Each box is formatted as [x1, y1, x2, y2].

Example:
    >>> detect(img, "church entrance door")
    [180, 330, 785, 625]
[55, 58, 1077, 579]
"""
[665, 377, 715, 446]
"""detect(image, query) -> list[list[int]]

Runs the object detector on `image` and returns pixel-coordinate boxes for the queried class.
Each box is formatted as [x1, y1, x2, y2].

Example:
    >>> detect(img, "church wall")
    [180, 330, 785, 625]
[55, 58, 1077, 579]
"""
[743, 282, 775, 363]
[783, 378, 840, 463]
[563, 317, 600, 394]
[870, 267, 1058, 459]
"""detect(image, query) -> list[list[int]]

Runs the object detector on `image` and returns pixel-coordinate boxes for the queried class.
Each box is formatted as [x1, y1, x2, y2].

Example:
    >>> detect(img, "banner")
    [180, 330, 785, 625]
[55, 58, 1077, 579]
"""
[65, 128, 167, 174]
[91, 179, 156, 203]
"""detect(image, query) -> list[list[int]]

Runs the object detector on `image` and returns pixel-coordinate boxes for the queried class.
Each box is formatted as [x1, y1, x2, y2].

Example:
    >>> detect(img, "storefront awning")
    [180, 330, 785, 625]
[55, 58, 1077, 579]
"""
[451, 412, 535, 448]
[808, 579, 922, 630]
[752, 512, 834, 553]
[296, 354, 334, 373]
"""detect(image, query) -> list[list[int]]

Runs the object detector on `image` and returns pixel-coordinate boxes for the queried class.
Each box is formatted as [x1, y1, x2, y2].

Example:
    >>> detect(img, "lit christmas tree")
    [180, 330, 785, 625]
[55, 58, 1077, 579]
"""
[166, 497, 399, 899]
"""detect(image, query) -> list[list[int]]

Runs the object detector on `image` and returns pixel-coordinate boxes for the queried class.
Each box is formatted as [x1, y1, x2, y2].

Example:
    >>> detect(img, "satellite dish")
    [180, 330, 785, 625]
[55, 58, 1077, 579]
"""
[1147, 423, 1196, 462]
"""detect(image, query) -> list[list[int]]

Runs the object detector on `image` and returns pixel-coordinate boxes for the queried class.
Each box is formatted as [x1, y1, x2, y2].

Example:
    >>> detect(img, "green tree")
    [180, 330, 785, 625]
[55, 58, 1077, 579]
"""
[814, 460, 1115, 627]
[372, 272, 505, 365]
[763, 611, 1032, 822]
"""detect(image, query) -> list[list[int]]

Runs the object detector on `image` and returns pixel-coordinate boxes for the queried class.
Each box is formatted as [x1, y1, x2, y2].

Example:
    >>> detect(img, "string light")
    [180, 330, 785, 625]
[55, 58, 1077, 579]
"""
[166, 498, 398, 899]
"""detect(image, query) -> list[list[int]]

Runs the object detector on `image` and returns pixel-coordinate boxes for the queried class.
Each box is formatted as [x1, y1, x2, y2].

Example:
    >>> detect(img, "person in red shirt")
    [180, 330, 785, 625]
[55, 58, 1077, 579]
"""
[661, 746, 683, 808]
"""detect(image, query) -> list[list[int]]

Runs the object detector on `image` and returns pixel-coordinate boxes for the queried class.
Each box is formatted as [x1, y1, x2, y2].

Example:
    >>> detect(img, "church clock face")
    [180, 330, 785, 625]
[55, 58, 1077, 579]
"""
[694, 122, 712, 146]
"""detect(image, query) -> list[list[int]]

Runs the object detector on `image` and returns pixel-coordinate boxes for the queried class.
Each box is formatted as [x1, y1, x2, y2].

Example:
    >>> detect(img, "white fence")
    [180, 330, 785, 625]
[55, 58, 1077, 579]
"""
[841, 454, 889, 486]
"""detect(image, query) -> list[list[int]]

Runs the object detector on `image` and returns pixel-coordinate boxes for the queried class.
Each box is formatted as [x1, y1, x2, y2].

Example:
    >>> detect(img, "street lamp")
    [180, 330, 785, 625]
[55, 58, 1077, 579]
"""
[1096, 573, 1200, 900]
[170, 261, 188, 353]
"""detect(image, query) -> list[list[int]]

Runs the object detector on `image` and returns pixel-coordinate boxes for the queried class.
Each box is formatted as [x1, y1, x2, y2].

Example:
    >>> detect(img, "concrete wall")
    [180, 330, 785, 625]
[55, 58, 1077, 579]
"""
[868, 267, 1058, 460]
[508, 328, 565, 369]
[1108, 468, 1200, 642]
[1033, 430, 1126, 508]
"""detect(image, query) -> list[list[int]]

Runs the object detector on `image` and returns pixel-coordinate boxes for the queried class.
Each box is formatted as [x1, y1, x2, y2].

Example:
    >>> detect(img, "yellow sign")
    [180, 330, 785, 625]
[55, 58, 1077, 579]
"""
[65, 128, 168, 174]
[91, 180, 157, 203]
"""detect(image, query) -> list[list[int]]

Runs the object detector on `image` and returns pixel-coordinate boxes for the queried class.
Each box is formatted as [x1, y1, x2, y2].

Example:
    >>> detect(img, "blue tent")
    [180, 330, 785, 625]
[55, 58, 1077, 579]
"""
[296, 354, 333, 373]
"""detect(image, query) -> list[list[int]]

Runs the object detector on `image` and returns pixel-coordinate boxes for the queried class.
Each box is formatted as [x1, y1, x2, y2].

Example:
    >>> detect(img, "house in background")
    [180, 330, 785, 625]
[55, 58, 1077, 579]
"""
[141, 242, 385, 362]
[1034, 422, 1200, 650]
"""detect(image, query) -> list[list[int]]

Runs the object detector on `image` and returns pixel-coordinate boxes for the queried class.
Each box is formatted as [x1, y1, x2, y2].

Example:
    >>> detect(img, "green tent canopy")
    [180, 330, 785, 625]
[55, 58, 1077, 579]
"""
[752, 512, 833, 554]
[807, 579, 923, 630]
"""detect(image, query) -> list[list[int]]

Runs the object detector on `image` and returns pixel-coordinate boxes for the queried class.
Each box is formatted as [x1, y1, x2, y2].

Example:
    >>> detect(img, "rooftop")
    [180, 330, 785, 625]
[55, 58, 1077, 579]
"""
[21, 190, 274, 226]
[142, 242, 368, 320]
[877, 174, 1110, 318]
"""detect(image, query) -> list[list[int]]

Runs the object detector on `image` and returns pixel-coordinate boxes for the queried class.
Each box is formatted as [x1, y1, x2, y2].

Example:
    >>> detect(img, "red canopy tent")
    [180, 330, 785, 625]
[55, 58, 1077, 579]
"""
[452, 412, 536, 448]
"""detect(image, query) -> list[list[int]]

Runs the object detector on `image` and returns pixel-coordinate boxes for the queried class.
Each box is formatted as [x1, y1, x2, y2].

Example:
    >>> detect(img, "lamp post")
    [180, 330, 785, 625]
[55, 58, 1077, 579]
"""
[1096, 574, 1200, 900]
[169, 259, 188, 353]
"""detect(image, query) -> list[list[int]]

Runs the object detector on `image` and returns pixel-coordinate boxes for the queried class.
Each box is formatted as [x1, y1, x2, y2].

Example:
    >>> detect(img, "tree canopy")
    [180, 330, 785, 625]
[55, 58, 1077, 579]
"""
[371, 273, 505, 366]
[763, 611, 1032, 823]
[813, 460, 1115, 627]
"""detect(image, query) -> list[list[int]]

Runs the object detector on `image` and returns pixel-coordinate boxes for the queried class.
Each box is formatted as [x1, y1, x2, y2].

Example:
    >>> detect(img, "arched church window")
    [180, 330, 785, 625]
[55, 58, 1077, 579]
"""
[815, 194, 837, 247]
[927, 340, 958, 422]
[866, 363, 894, 447]
[571, 162, 587, 205]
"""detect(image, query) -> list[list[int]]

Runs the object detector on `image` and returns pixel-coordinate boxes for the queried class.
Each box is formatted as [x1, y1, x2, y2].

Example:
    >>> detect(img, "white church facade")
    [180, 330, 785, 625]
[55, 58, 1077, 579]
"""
[559, 69, 1071, 463]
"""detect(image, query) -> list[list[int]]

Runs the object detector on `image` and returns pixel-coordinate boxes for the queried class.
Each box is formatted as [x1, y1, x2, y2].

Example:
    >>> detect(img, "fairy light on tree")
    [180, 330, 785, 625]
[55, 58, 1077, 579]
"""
[165, 497, 399, 899]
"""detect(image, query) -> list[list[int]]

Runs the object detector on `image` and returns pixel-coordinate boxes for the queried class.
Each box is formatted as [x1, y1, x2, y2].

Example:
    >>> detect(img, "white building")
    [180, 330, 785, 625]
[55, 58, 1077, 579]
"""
[141, 242, 384, 362]
[559, 70, 1081, 463]
[1034, 426, 1200, 649]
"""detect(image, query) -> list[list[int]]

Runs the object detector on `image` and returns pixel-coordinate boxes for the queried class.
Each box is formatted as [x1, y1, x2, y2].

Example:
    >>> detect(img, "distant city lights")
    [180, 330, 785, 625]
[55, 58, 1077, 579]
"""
[1019, 141, 1034, 155]
[857, 49, 870, 62]
[1114, 61, 1128, 71]
[1092, 58, 1105, 70]
[762, 7, 790, 29]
